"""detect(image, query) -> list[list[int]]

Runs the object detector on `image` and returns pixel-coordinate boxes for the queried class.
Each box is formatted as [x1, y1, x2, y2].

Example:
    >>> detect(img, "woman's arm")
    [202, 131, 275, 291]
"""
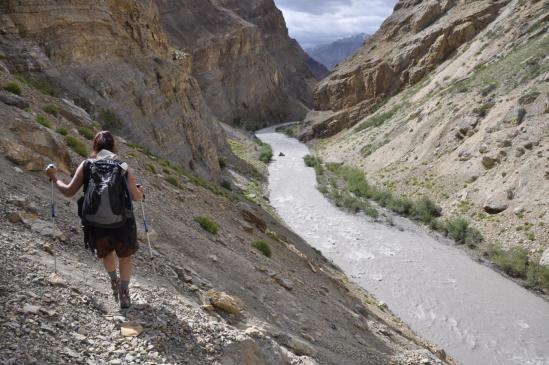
[126, 168, 144, 202]
[46, 162, 85, 198]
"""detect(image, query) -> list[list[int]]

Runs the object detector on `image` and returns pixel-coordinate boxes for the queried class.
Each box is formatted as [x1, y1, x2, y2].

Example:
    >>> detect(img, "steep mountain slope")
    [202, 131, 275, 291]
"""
[304, 0, 509, 139]
[0, 65, 453, 364]
[155, 0, 321, 129]
[0, 0, 227, 180]
[302, 0, 549, 279]
[306, 33, 369, 70]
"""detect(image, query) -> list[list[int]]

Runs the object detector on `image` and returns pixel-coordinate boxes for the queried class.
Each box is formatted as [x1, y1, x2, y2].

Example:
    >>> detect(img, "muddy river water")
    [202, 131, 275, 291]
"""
[257, 129, 549, 365]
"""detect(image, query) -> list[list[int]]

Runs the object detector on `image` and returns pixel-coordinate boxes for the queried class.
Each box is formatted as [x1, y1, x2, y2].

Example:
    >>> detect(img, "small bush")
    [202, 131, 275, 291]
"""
[364, 206, 379, 218]
[2, 82, 22, 95]
[98, 109, 122, 130]
[411, 197, 441, 224]
[42, 104, 59, 117]
[65, 135, 88, 157]
[56, 127, 68, 136]
[527, 260, 549, 290]
[15, 73, 56, 96]
[146, 164, 157, 174]
[259, 143, 273, 163]
[78, 127, 95, 140]
[195, 216, 219, 234]
[488, 245, 529, 278]
[164, 175, 180, 188]
[36, 115, 53, 129]
[355, 106, 399, 132]
[252, 240, 272, 257]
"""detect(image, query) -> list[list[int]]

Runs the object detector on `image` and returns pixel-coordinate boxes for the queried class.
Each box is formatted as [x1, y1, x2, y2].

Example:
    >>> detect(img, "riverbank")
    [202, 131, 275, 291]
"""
[258, 128, 549, 365]
[299, 150, 549, 300]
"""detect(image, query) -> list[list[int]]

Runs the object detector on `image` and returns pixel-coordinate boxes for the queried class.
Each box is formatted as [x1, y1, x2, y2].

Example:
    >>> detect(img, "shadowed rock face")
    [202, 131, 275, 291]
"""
[0, 0, 227, 180]
[155, 0, 319, 129]
[307, 0, 508, 139]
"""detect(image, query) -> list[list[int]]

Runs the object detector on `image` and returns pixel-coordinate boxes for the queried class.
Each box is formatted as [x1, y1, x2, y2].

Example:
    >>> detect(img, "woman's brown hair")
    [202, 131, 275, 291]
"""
[91, 131, 117, 157]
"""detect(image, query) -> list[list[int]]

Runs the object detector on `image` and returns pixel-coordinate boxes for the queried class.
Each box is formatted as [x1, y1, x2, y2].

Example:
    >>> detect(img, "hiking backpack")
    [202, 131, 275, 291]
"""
[80, 159, 132, 229]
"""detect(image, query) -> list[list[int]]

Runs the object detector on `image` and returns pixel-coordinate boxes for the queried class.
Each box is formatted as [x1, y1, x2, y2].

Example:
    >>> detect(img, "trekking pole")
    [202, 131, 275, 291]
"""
[46, 164, 57, 274]
[137, 184, 156, 275]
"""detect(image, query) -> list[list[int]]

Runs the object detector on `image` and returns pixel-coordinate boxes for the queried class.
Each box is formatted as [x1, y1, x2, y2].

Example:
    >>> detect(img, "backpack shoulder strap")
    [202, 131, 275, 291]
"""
[82, 160, 92, 193]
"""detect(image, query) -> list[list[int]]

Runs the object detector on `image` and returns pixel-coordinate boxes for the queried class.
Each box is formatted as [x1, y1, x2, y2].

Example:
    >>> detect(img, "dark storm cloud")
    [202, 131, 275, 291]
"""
[274, 0, 397, 49]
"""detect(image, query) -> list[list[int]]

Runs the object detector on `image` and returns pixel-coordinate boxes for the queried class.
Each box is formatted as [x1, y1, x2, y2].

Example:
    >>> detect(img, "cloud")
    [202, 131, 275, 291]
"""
[274, 0, 397, 49]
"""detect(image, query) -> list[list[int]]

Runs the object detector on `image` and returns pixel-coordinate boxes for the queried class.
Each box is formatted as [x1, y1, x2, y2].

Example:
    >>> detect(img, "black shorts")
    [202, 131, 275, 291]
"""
[86, 217, 138, 258]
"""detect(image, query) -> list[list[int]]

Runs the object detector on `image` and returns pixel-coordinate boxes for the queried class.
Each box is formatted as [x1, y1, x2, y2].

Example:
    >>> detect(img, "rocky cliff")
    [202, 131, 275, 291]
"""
[0, 0, 227, 180]
[155, 0, 320, 129]
[305, 0, 509, 139]
[307, 0, 548, 277]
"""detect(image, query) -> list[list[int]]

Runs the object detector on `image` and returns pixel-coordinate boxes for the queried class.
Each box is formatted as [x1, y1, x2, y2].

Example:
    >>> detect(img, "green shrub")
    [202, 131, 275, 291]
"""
[252, 240, 272, 257]
[98, 109, 122, 130]
[195, 216, 219, 234]
[2, 82, 22, 95]
[411, 197, 441, 224]
[488, 245, 529, 278]
[146, 164, 157, 174]
[14, 73, 56, 96]
[164, 175, 180, 188]
[56, 127, 68, 136]
[259, 143, 273, 163]
[65, 135, 88, 157]
[527, 260, 549, 290]
[36, 115, 53, 129]
[42, 104, 59, 117]
[387, 197, 414, 215]
[364, 206, 379, 218]
[355, 106, 399, 132]
[78, 127, 95, 140]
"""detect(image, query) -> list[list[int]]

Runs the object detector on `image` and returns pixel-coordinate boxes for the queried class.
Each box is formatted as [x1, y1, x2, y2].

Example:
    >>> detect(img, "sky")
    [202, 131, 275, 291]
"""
[274, 0, 397, 49]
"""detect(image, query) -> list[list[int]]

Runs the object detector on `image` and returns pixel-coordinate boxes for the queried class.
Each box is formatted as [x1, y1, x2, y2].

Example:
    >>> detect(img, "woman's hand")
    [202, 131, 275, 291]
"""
[45, 164, 58, 181]
[137, 184, 145, 195]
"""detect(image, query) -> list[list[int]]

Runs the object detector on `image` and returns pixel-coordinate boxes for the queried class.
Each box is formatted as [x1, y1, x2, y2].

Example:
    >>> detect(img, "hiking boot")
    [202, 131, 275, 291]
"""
[110, 278, 120, 302]
[119, 287, 131, 309]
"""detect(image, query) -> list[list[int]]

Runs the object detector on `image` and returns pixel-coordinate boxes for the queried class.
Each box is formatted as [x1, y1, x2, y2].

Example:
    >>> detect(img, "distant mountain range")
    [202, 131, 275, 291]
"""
[306, 33, 370, 70]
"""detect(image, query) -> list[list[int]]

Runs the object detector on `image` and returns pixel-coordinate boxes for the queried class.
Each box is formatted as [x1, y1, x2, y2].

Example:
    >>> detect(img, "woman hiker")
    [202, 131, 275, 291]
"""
[46, 131, 144, 309]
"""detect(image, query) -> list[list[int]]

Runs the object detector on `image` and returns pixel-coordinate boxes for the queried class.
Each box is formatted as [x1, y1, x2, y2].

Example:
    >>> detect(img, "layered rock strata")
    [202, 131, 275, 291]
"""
[306, 0, 509, 139]
[155, 0, 321, 128]
[0, 0, 227, 180]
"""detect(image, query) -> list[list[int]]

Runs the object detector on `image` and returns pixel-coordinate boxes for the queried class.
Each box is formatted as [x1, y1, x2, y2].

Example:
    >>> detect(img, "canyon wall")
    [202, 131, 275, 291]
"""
[0, 0, 227, 179]
[155, 0, 321, 129]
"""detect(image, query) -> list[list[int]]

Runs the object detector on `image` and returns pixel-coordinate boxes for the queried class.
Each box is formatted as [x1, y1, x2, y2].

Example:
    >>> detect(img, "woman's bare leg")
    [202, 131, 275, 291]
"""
[119, 256, 132, 282]
[102, 251, 117, 273]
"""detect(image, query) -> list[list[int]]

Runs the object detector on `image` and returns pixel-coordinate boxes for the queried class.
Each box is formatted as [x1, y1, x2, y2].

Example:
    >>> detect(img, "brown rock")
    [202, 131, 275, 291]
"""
[207, 289, 244, 316]
[481, 155, 499, 169]
[120, 323, 144, 337]
[238, 202, 267, 233]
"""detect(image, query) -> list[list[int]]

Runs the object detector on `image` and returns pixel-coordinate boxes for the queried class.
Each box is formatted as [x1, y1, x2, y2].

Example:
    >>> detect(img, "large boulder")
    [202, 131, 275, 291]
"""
[207, 290, 244, 317]
[483, 197, 508, 214]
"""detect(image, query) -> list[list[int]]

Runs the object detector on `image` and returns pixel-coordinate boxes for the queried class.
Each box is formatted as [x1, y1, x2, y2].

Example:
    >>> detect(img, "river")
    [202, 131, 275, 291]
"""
[257, 128, 549, 365]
